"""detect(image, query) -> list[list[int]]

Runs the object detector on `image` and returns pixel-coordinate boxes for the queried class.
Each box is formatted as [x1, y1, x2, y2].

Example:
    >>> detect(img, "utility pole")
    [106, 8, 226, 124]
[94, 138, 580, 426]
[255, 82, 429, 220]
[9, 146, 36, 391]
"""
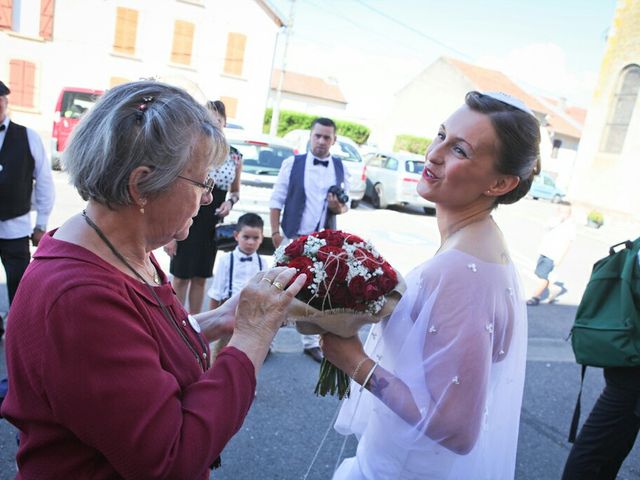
[269, 0, 296, 137]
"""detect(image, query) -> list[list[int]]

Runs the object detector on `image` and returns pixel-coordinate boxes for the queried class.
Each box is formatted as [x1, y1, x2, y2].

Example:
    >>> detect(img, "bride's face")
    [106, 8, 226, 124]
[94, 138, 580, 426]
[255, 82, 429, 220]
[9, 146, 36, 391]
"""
[417, 105, 501, 209]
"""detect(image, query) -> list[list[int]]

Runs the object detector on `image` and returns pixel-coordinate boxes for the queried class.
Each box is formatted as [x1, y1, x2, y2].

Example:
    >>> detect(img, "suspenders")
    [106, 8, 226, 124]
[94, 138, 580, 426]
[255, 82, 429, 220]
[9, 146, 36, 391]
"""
[228, 253, 263, 299]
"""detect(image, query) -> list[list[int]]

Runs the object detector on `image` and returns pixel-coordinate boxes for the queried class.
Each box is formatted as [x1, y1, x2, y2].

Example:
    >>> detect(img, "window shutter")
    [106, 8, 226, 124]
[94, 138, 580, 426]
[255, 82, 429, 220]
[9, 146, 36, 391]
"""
[223, 32, 246, 76]
[113, 7, 138, 56]
[39, 0, 55, 39]
[0, 0, 12, 29]
[171, 20, 194, 65]
[601, 65, 640, 154]
[9, 59, 36, 108]
[220, 96, 238, 119]
[110, 76, 129, 88]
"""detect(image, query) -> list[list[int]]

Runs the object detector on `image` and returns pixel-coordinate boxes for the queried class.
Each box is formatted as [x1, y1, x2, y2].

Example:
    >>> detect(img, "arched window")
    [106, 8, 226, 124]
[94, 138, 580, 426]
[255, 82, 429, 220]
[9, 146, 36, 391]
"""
[601, 64, 640, 154]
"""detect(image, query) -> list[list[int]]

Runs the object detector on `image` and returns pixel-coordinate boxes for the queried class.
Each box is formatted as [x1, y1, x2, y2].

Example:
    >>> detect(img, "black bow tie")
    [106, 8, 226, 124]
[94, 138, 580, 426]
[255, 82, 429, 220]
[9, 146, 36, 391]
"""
[0, 124, 5, 132]
[240, 256, 252, 262]
[313, 158, 329, 167]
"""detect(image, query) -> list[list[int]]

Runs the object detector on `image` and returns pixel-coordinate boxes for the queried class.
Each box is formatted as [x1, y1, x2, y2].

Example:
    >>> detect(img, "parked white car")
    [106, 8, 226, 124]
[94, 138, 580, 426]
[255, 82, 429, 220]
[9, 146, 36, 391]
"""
[223, 131, 295, 239]
[282, 129, 366, 208]
[363, 151, 435, 213]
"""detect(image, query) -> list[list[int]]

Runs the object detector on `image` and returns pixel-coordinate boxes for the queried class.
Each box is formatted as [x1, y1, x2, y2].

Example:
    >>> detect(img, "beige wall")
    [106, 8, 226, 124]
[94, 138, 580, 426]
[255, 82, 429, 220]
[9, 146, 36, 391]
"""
[376, 58, 478, 151]
[568, 0, 640, 219]
[0, 0, 280, 148]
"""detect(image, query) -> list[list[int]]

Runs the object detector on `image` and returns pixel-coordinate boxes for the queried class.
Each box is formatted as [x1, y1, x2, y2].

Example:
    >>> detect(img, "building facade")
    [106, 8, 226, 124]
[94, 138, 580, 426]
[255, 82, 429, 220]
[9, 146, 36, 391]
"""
[568, 0, 640, 219]
[0, 0, 284, 142]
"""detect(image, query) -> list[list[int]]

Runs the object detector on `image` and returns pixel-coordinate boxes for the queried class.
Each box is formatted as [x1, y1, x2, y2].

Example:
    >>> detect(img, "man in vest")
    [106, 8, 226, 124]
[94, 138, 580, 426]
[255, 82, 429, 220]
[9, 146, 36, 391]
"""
[0, 81, 55, 339]
[269, 117, 351, 363]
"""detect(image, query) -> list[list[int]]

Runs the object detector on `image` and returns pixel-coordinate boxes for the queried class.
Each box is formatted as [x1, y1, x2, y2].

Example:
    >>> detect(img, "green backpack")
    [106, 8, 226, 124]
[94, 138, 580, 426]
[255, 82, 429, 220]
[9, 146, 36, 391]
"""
[568, 237, 640, 442]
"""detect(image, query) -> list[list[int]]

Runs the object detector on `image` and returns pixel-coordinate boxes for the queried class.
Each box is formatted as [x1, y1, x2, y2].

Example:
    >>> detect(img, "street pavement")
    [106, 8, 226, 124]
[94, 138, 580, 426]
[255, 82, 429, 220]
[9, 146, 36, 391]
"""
[0, 171, 639, 479]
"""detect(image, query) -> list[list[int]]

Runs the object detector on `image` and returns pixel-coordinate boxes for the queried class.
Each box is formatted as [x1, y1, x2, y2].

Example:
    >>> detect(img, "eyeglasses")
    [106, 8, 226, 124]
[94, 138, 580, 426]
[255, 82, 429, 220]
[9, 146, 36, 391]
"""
[177, 175, 215, 196]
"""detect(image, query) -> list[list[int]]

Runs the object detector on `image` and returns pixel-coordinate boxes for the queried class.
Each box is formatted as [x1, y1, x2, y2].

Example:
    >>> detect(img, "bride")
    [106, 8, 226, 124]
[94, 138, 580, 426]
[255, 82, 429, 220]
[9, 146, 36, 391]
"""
[321, 91, 541, 479]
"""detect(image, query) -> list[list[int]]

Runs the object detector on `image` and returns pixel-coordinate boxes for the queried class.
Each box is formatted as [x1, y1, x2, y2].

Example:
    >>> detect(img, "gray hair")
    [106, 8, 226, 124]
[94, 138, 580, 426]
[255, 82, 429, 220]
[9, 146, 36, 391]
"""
[63, 80, 228, 206]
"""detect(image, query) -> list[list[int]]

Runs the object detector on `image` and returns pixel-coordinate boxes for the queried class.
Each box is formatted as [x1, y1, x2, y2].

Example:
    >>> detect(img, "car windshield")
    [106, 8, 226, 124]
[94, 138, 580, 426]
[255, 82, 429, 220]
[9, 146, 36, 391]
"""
[332, 141, 362, 163]
[61, 92, 100, 119]
[405, 160, 425, 174]
[231, 142, 294, 176]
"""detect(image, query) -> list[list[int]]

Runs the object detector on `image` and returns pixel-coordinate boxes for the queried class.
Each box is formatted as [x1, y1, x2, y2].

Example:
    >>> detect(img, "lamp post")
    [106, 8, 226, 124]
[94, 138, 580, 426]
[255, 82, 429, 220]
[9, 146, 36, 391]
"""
[269, 0, 296, 137]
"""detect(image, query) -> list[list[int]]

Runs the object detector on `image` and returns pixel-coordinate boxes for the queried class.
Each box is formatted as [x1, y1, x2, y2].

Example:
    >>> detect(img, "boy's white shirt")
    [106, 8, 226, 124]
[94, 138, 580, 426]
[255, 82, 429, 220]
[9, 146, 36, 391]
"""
[207, 247, 269, 301]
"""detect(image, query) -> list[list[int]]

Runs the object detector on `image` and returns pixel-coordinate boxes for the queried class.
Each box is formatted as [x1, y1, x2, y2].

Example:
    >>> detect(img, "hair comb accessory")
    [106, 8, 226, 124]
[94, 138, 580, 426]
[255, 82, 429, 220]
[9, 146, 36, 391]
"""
[482, 91, 536, 117]
[135, 95, 155, 123]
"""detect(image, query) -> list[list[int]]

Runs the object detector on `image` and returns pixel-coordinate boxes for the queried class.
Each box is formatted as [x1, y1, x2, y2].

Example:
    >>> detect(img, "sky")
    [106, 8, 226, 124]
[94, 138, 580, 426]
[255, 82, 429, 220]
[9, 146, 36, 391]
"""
[267, 0, 618, 123]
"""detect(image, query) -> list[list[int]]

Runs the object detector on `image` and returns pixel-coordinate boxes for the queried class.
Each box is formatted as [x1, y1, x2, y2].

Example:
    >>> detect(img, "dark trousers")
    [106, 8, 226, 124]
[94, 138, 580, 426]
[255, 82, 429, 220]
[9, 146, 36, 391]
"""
[562, 367, 640, 480]
[0, 236, 30, 305]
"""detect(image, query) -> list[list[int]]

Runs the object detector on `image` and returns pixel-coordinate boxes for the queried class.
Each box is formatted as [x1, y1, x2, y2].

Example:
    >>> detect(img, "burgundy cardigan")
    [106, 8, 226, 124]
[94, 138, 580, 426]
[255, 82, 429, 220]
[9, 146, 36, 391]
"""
[1, 233, 256, 479]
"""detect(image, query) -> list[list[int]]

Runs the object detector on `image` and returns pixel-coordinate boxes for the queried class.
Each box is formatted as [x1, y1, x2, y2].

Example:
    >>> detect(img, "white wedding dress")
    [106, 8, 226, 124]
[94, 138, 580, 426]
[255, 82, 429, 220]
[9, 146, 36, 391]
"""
[333, 248, 527, 479]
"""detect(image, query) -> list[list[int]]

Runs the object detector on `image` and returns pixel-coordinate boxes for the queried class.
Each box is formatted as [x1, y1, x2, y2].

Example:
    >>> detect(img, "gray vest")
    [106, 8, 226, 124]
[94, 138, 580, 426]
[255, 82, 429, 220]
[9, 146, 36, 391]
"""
[281, 154, 345, 238]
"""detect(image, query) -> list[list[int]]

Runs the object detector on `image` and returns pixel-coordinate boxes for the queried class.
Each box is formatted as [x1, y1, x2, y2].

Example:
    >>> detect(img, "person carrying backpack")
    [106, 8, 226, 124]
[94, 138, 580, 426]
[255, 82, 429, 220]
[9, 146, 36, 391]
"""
[563, 238, 640, 479]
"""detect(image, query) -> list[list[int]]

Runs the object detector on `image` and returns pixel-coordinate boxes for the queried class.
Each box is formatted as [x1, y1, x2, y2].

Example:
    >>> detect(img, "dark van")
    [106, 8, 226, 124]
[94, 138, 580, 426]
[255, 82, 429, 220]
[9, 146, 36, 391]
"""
[51, 87, 103, 169]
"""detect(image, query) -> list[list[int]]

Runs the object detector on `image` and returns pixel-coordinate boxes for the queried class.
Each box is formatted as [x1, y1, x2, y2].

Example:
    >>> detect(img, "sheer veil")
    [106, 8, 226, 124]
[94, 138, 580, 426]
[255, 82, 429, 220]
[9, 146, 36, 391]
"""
[334, 221, 527, 479]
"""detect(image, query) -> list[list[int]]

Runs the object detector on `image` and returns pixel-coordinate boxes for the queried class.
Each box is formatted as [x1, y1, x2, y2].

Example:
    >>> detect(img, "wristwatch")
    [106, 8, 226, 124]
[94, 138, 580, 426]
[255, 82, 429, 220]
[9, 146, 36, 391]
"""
[34, 225, 47, 233]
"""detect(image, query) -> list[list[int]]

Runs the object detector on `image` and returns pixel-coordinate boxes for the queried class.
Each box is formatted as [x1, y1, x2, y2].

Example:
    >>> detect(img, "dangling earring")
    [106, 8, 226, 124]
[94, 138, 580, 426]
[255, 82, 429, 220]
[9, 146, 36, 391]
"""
[139, 198, 147, 214]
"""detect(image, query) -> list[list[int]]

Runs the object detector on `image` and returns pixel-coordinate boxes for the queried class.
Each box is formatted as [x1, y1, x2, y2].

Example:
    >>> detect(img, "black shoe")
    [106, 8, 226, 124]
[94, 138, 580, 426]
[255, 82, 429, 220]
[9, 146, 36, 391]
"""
[304, 347, 323, 363]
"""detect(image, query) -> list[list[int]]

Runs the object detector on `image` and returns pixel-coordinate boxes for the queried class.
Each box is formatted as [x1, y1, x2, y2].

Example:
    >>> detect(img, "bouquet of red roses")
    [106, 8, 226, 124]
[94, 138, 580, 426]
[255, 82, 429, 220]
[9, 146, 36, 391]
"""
[274, 229, 403, 399]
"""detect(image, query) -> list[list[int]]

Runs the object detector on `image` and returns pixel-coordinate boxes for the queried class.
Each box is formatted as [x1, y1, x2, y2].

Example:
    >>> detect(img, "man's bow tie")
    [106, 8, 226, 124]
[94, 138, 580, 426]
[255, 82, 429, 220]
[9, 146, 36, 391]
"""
[313, 158, 329, 167]
[240, 256, 252, 262]
[0, 124, 5, 132]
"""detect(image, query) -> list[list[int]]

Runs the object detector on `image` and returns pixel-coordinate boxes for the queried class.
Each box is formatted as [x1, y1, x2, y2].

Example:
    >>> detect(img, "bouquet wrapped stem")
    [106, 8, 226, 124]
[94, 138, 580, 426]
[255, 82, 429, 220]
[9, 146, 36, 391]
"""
[314, 358, 351, 399]
[275, 229, 404, 399]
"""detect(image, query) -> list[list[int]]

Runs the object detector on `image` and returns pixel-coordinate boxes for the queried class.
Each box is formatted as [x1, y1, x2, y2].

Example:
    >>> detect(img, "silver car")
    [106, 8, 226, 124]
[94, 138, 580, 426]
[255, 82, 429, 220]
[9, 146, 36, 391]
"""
[223, 131, 295, 238]
[282, 129, 366, 208]
[363, 151, 435, 213]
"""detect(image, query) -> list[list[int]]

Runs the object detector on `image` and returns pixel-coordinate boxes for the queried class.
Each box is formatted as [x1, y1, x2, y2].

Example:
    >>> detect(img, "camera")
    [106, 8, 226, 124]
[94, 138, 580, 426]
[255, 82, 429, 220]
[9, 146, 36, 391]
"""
[328, 185, 349, 205]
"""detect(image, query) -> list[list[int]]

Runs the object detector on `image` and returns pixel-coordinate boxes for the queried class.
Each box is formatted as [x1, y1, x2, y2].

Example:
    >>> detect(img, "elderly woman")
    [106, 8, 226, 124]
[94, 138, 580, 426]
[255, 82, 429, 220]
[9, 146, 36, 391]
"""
[1, 81, 305, 479]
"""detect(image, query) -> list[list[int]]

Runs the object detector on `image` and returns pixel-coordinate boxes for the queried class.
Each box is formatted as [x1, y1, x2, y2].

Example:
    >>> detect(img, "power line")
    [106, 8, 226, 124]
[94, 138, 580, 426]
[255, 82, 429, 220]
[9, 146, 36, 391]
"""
[353, 0, 473, 61]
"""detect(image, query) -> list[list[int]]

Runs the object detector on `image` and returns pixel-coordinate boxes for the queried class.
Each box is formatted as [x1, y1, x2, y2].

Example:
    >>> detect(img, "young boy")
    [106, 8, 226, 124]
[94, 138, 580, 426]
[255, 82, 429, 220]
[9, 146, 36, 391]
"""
[527, 201, 575, 305]
[207, 213, 268, 357]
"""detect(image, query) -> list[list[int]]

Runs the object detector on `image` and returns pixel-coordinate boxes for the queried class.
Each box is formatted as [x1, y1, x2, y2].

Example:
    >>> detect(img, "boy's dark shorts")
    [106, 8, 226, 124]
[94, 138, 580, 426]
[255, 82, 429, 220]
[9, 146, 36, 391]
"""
[534, 255, 554, 280]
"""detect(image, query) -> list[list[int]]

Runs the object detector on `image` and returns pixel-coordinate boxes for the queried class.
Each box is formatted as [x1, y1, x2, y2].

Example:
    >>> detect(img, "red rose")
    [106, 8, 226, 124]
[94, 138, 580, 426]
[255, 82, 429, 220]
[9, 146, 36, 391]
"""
[344, 233, 365, 244]
[288, 256, 314, 288]
[324, 257, 349, 285]
[322, 281, 350, 309]
[284, 237, 306, 258]
[317, 229, 345, 247]
[316, 245, 344, 262]
[348, 275, 366, 298]
[363, 280, 382, 301]
[353, 248, 380, 270]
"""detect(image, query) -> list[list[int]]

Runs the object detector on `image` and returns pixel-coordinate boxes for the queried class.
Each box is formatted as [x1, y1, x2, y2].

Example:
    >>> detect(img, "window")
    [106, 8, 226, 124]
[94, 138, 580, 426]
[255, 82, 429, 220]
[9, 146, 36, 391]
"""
[113, 7, 138, 56]
[110, 76, 129, 88]
[223, 32, 246, 76]
[170, 20, 194, 65]
[601, 64, 640, 154]
[0, 0, 13, 29]
[220, 96, 238, 118]
[9, 59, 36, 108]
[39, 0, 54, 39]
[384, 157, 398, 170]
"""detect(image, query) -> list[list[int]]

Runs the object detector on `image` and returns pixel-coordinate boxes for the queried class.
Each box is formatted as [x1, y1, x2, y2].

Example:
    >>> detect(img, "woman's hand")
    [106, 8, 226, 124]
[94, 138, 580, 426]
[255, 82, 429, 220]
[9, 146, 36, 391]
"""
[320, 333, 367, 378]
[228, 267, 306, 374]
[163, 240, 177, 257]
[215, 201, 232, 218]
[195, 294, 240, 342]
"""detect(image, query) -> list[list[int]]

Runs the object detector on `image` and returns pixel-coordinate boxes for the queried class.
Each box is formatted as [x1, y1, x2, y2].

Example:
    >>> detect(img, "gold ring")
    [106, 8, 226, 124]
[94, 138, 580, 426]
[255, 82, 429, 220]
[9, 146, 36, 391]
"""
[272, 281, 284, 291]
[261, 277, 273, 285]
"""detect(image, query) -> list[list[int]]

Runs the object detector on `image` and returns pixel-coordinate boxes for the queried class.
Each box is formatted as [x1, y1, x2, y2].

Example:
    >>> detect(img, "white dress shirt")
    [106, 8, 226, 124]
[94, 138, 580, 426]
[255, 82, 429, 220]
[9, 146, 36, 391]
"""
[207, 247, 269, 301]
[0, 117, 55, 240]
[269, 152, 351, 236]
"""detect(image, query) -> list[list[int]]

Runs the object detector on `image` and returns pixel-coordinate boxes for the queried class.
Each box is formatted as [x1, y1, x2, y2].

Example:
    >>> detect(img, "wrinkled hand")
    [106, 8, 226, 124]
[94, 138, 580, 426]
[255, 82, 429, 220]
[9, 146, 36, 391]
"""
[320, 333, 366, 375]
[163, 240, 177, 257]
[215, 201, 232, 218]
[235, 267, 305, 338]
